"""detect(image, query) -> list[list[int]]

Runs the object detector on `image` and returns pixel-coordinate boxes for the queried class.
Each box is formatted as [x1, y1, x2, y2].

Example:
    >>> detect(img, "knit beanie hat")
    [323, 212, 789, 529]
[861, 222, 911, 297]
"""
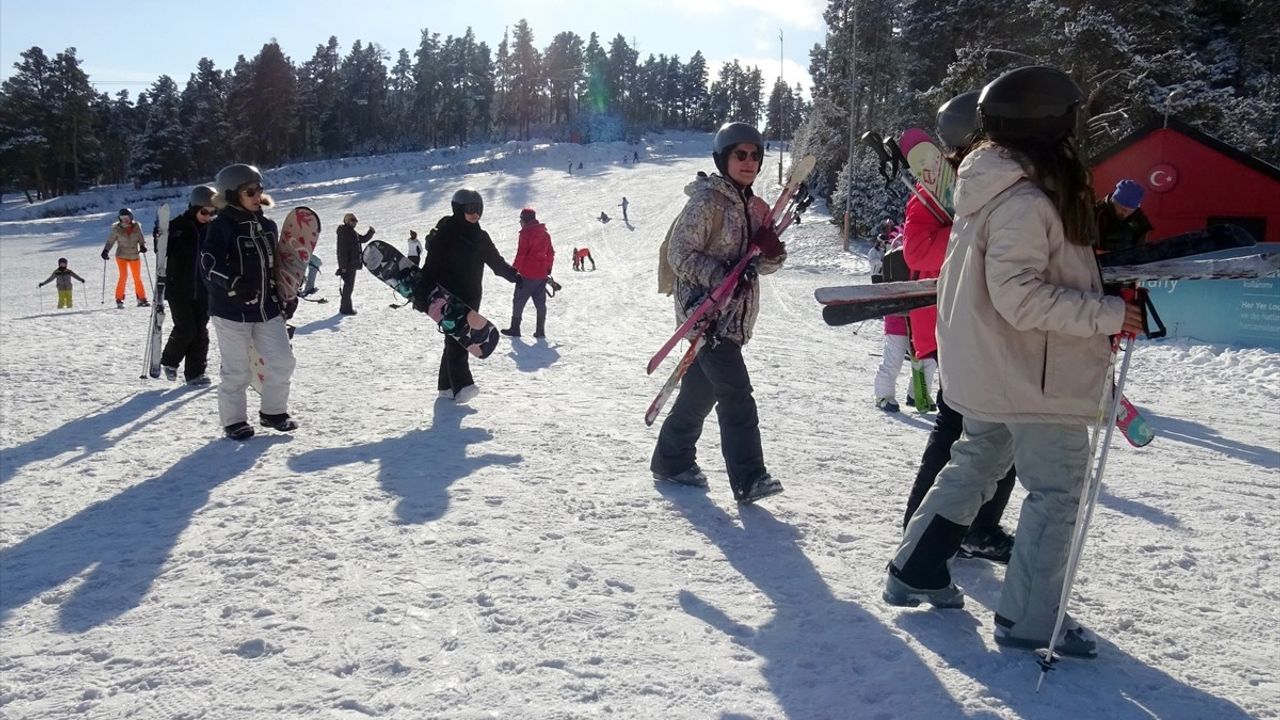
[520, 208, 537, 222]
[1112, 179, 1144, 209]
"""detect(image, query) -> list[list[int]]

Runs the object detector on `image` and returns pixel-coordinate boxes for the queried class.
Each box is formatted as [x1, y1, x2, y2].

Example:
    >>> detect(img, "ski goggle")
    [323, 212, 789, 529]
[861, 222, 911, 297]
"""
[462, 204, 482, 217]
[198, 208, 217, 217]
[240, 186, 264, 198]
[731, 149, 763, 162]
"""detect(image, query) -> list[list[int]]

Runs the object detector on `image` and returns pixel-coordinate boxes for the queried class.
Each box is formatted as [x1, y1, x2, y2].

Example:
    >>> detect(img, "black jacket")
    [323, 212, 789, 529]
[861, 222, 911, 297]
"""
[337, 223, 375, 272]
[1095, 200, 1153, 254]
[165, 208, 209, 303]
[201, 204, 282, 322]
[413, 214, 518, 311]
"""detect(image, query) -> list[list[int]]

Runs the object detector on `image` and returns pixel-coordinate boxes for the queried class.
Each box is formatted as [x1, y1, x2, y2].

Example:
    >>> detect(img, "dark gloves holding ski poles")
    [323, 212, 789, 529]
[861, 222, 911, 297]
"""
[752, 225, 785, 260]
[101, 250, 110, 260]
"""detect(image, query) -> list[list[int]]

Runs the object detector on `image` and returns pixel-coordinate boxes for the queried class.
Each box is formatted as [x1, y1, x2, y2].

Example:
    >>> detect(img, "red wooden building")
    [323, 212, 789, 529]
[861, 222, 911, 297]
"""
[1090, 117, 1280, 243]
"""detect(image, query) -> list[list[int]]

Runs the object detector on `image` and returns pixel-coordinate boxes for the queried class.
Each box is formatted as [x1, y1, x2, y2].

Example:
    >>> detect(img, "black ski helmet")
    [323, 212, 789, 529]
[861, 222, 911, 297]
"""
[118, 207, 134, 219]
[978, 66, 1084, 144]
[712, 122, 764, 175]
[188, 185, 217, 208]
[936, 91, 981, 151]
[451, 188, 484, 218]
[57, 257, 68, 265]
[214, 163, 263, 205]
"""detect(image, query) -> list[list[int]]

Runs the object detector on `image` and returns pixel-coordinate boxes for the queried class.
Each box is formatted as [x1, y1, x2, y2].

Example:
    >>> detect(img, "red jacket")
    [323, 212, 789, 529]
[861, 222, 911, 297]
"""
[902, 188, 951, 359]
[513, 223, 555, 280]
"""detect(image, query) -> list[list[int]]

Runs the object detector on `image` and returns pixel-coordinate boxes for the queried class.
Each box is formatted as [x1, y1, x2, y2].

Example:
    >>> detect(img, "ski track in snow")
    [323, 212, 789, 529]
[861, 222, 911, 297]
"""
[1, 136, 1277, 719]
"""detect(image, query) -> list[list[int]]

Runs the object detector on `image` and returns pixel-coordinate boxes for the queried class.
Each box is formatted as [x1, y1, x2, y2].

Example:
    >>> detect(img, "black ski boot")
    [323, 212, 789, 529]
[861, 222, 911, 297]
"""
[259, 412, 298, 432]
[224, 422, 255, 441]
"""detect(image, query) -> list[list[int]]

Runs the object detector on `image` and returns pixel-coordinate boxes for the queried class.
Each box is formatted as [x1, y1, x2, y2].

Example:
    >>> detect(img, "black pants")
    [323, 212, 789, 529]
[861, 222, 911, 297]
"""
[652, 340, 766, 497]
[160, 294, 210, 380]
[339, 270, 357, 313]
[510, 278, 547, 334]
[902, 387, 1017, 529]
[437, 336, 473, 394]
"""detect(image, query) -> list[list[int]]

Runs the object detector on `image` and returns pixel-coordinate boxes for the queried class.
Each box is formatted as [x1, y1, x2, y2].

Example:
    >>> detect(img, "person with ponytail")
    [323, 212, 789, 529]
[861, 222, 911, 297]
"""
[883, 66, 1143, 659]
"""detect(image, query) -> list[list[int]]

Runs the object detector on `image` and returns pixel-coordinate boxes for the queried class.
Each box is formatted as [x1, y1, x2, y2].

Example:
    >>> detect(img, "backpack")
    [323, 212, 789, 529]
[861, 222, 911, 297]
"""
[876, 245, 912, 284]
[658, 201, 725, 295]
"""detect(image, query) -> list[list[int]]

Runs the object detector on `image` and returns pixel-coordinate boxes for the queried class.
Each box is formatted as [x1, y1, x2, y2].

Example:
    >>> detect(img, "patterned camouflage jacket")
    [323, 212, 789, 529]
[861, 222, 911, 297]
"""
[667, 173, 784, 346]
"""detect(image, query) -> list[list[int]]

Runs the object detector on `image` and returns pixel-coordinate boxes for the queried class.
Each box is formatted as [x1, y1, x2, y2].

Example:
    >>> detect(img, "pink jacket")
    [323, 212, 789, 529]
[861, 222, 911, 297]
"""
[513, 223, 554, 280]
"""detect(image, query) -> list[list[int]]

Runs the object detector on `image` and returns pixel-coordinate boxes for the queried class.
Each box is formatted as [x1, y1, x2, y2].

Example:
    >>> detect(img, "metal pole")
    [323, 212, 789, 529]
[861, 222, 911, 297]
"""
[779, 29, 785, 187]
[842, 4, 859, 246]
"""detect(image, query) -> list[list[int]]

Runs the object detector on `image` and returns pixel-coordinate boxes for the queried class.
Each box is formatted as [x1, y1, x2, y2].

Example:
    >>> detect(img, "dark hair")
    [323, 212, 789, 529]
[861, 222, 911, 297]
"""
[975, 133, 1096, 247]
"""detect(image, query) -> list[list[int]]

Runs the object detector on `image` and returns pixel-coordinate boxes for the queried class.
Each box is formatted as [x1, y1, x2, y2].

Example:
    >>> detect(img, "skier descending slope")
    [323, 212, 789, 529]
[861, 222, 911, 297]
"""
[650, 122, 787, 505]
[882, 66, 1143, 659]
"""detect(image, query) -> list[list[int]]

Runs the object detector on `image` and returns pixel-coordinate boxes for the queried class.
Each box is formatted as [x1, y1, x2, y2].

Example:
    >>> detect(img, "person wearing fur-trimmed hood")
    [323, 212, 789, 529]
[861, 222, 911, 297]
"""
[201, 163, 298, 441]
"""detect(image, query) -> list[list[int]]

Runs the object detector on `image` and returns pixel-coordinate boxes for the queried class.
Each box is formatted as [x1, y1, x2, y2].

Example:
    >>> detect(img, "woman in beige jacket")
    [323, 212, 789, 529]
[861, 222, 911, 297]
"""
[882, 66, 1142, 659]
[101, 207, 150, 308]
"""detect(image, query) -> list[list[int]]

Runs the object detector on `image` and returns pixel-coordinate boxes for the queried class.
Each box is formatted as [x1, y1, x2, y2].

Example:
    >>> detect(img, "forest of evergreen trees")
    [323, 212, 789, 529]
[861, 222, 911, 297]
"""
[793, 0, 1279, 235]
[0, 20, 808, 199]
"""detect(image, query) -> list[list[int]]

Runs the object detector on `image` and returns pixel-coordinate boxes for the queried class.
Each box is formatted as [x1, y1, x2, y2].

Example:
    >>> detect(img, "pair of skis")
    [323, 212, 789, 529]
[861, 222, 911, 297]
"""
[140, 204, 170, 379]
[644, 155, 816, 426]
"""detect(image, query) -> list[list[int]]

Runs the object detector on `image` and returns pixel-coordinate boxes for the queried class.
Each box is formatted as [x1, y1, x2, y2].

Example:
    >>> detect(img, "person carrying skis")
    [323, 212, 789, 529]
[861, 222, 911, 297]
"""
[502, 208, 555, 339]
[336, 212, 375, 315]
[413, 188, 520, 403]
[650, 122, 787, 505]
[897, 90, 1018, 562]
[101, 208, 150, 308]
[883, 67, 1143, 659]
[1095, 179, 1152, 255]
[158, 185, 216, 385]
[202, 163, 298, 441]
[406, 229, 423, 267]
[38, 258, 85, 308]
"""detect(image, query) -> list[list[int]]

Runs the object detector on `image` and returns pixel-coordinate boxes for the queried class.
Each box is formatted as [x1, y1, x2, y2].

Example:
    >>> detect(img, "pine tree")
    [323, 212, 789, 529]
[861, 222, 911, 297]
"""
[180, 58, 230, 178]
[131, 75, 188, 185]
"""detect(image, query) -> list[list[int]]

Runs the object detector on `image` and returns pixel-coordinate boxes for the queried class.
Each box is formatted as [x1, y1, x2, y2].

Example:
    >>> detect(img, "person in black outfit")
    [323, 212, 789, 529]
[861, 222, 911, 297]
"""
[159, 185, 216, 385]
[336, 212, 375, 315]
[1095, 179, 1153, 255]
[413, 188, 521, 403]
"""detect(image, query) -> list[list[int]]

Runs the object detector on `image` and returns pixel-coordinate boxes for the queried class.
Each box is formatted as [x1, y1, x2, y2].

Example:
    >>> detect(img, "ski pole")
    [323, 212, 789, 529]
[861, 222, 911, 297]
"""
[141, 251, 152, 287]
[101, 257, 107, 304]
[38, 283, 44, 311]
[1035, 293, 1141, 691]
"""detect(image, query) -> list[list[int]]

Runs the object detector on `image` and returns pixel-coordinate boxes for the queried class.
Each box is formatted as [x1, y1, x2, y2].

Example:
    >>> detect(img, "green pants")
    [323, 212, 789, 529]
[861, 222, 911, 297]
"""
[57, 289, 73, 308]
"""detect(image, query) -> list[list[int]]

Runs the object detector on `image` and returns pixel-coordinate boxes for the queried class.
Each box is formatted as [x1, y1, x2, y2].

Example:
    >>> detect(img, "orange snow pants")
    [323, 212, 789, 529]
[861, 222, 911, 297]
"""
[115, 257, 147, 301]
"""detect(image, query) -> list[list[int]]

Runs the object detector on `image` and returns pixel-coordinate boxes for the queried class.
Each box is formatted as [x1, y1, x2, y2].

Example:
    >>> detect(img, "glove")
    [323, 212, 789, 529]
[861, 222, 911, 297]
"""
[140, 244, 148, 254]
[101, 250, 110, 260]
[751, 225, 784, 259]
[515, 274, 525, 288]
[229, 278, 259, 305]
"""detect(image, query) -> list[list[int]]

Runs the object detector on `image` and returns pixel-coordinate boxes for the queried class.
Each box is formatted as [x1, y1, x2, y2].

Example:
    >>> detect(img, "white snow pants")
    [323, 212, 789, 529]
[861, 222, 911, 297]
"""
[874, 333, 910, 399]
[211, 316, 295, 426]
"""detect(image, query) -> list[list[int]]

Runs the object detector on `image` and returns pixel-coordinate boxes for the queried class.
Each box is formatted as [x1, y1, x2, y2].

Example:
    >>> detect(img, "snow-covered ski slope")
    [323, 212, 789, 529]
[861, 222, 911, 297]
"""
[1, 136, 1277, 719]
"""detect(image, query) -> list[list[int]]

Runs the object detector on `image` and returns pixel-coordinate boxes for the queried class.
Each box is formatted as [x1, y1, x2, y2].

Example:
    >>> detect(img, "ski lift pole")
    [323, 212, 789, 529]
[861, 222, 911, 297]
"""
[1035, 288, 1143, 691]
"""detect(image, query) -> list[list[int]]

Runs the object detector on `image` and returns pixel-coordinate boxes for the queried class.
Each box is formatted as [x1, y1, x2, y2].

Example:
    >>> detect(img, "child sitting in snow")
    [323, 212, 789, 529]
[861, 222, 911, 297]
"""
[38, 257, 86, 309]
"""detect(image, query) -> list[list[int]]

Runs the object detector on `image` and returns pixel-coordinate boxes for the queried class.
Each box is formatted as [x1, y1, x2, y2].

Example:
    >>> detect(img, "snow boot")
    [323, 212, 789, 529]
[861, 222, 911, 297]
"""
[882, 570, 965, 609]
[652, 464, 709, 488]
[137, 298, 151, 307]
[116, 300, 125, 309]
[500, 326, 521, 337]
[454, 385, 480, 404]
[186, 374, 211, 387]
[259, 412, 298, 432]
[737, 474, 784, 505]
[162, 365, 178, 381]
[994, 615, 1098, 659]
[958, 525, 1014, 564]
[876, 397, 900, 413]
[224, 422, 255, 441]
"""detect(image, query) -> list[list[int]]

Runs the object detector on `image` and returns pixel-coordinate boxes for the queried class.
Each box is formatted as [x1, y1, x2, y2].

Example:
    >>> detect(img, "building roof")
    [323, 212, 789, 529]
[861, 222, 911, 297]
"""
[1090, 116, 1280, 184]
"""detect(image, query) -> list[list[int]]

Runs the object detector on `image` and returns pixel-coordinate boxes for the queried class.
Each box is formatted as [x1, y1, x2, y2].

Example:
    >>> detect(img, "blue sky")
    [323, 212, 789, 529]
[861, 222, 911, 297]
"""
[2, 0, 825, 102]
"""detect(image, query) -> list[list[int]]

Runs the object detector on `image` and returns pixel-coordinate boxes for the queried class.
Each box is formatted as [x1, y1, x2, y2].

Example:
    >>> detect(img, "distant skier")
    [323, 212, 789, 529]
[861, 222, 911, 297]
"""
[571, 247, 595, 271]
[336, 212, 375, 315]
[158, 185, 215, 385]
[406, 229, 423, 267]
[884, 67, 1143, 660]
[1095, 179, 1152, 255]
[501, 207, 555, 339]
[650, 121, 786, 505]
[101, 208, 150, 308]
[38, 257, 85, 309]
[632, 150, 639, 163]
[202, 163, 298, 441]
[619, 196, 630, 223]
[597, 212, 611, 224]
[413, 188, 521, 403]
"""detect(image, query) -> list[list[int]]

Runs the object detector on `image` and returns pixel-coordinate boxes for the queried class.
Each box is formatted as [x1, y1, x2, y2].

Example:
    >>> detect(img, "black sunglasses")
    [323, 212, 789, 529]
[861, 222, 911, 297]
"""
[732, 149, 764, 162]
[198, 208, 217, 217]
[240, 186, 264, 198]
[462, 204, 483, 216]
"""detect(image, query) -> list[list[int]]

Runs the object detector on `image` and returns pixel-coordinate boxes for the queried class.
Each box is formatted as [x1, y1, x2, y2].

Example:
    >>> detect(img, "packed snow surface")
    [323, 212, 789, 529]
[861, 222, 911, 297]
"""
[2, 136, 1277, 719]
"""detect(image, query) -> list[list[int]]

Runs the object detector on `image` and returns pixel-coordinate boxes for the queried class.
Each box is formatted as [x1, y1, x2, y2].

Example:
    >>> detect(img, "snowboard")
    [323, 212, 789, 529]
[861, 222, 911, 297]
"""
[249, 206, 322, 394]
[899, 128, 955, 216]
[362, 239, 500, 359]
[817, 252, 1280, 326]
[1098, 223, 1255, 267]
[142, 204, 170, 379]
